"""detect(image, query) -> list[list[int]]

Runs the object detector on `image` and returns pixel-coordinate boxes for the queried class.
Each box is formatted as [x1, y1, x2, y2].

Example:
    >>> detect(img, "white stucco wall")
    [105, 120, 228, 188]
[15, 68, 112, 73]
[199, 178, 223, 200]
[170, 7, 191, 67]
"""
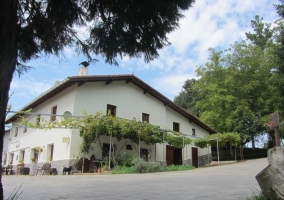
[7, 86, 76, 165]
[2, 130, 10, 166]
[7, 79, 213, 167]
[73, 81, 166, 125]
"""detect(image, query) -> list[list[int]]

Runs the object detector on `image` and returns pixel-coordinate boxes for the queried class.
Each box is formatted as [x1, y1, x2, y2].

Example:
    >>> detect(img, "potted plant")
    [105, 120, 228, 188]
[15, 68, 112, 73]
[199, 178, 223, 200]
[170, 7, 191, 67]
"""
[19, 159, 24, 164]
[98, 161, 104, 173]
[35, 146, 43, 153]
[31, 157, 36, 163]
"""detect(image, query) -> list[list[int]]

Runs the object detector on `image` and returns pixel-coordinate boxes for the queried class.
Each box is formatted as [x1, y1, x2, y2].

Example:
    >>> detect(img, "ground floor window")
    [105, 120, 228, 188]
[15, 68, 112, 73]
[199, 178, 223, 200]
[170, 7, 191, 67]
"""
[102, 143, 116, 158]
[31, 149, 38, 163]
[47, 144, 54, 161]
[9, 153, 14, 164]
[140, 148, 150, 161]
[19, 150, 25, 163]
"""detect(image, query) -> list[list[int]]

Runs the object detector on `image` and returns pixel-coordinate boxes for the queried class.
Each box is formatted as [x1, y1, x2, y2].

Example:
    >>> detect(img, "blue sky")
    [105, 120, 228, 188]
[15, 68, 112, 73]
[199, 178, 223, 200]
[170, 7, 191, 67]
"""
[9, 0, 280, 112]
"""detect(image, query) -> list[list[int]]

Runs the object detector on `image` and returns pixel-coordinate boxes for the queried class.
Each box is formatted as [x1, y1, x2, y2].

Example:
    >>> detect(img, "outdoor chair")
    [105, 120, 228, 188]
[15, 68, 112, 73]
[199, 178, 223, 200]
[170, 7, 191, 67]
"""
[36, 163, 51, 175]
[4, 165, 14, 175]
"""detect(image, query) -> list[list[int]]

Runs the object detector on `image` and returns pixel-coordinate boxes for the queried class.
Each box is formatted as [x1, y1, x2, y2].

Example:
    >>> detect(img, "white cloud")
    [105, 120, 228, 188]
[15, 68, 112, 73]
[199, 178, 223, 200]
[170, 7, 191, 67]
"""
[138, 0, 279, 99]
[9, 0, 281, 109]
[152, 73, 197, 100]
[10, 77, 54, 109]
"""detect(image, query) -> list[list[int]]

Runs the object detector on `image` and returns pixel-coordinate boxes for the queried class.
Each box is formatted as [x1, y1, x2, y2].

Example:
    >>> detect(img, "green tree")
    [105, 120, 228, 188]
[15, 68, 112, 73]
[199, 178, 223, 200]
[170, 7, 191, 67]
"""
[194, 42, 277, 148]
[273, 1, 284, 116]
[0, 0, 196, 199]
[173, 79, 201, 117]
[245, 15, 274, 49]
[245, 13, 284, 147]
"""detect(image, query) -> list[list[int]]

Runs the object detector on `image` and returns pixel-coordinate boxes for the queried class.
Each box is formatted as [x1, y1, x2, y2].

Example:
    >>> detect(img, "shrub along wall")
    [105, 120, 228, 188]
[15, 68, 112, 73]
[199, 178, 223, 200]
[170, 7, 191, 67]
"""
[212, 147, 267, 161]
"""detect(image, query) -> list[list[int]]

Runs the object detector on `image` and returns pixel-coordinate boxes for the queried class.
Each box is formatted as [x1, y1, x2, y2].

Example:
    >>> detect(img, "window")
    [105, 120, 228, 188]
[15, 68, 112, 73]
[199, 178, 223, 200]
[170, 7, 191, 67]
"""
[126, 144, 133, 150]
[31, 149, 38, 163]
[192, 128, 196, 136]
[14, 127, 18, 137]
[140, 148, 149, 161]
[47, 144, 54, 161]
[173, 122, 180, 132]
[51, 106, 57, 121]
[107, 104, 116, 116]
[9, 153, 14, 164]
[36, 115, 41, 125]
[142, 113, 149, 123]
[3, 153, 7, 165]
[19, 150, 25, 163]
[102, 143, 116, 158]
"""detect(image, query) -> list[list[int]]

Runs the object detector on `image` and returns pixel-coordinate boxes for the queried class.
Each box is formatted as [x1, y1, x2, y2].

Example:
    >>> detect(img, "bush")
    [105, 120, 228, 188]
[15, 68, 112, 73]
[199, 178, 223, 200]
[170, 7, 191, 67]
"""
[166, 164, 195, 171]
[246, 193, 269, 200]
[113, 152, 134, 167]
[111, 166, 138, 174]
[132, 158, 148, 173]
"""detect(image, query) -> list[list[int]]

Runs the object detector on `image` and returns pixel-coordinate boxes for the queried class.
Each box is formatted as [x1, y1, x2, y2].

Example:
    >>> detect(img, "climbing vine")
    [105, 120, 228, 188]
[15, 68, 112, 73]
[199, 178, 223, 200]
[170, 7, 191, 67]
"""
[17, 111, 240, 153]
[193, 132, 241, 148]
[18, 111, 191, 153]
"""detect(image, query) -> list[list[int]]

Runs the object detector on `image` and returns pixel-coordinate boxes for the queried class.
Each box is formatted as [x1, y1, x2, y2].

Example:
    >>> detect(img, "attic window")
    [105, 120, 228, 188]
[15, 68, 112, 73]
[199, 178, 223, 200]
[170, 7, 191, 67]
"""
[51, 106, 57, 122]
[142, 113, 149, 123]
[14, 127, 18, 137]
[36, 115, 41, 125]
[126, 144, 133, 150]
[192, 128, 196, 136]
[173, 122, 180, 132]
[107, 104, 116, 116]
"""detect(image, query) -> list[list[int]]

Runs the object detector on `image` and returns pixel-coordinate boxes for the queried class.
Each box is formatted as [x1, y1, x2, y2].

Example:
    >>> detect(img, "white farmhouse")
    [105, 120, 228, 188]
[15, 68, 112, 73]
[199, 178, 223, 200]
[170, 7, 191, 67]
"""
[5, 68, 215, 174]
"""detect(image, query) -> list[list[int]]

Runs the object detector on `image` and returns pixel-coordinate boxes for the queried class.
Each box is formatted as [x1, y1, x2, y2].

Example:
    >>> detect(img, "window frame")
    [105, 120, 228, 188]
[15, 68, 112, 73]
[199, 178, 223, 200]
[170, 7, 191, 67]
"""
[51, 106, 57, 122]
[173, 122, 180, 132]
[107, 104, 117, 116]
[192, 128, 196, 136]
[36, 115, 41, 126]
[14, 127, 18, 137]
[142, 113, 150, 123]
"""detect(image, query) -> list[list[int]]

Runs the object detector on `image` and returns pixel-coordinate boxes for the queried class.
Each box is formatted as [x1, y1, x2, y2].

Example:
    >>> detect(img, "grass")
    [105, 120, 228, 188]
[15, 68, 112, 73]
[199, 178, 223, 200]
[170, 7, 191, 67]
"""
[111, 166, 138, 174]
[111, 164, 195, 174]
[166, 164, 195, 171]
[246, 193, 269, 200]
[245, 188, 270, 200]
[7, 184, 23, 200]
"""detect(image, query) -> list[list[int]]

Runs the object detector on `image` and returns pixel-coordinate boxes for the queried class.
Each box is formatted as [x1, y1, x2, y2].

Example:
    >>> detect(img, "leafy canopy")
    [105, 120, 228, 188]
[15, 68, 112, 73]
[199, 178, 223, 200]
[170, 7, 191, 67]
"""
[19, 110, 240, 152]
[16, 0, 196, 66]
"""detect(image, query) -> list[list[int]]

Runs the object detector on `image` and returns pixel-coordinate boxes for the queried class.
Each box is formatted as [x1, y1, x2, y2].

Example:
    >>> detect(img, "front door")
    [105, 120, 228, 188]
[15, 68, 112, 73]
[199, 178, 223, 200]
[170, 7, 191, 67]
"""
[192, 147, 198, 168]
[166, 146, 182, 165]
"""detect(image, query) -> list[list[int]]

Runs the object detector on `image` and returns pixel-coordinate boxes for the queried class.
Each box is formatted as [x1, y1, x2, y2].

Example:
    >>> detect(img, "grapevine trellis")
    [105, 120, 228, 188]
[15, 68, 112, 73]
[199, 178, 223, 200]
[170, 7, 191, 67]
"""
[17, 110, 241, 154]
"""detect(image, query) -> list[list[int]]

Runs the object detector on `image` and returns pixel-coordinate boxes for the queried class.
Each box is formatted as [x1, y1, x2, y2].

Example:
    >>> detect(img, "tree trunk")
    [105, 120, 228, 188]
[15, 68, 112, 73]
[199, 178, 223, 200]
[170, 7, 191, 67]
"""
[0, 0, 18, 199]
[251, 133, 255, 150]
[255, 146, 284, 199]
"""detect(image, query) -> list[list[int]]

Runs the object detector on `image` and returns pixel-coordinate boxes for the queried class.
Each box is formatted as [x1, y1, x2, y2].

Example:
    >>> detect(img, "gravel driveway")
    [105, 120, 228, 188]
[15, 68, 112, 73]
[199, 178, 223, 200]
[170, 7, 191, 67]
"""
[3, 158, 268, 200]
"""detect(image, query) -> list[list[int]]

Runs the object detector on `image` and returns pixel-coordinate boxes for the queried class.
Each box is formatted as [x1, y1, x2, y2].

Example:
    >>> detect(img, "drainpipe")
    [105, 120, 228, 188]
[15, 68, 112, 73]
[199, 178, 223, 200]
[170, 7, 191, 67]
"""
[182, 136, 184, 164]
[163, 131, 165, 163]
[138, 134, 140, 158]
[217, 138, 219, 166]
[108, 133, 112, 170]
[208, 145, 210, 165]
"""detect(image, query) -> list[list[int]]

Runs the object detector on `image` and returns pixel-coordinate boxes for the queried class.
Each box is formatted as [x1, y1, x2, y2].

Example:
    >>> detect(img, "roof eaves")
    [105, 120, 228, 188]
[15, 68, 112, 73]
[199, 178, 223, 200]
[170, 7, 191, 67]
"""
[5, 78, 71, 124]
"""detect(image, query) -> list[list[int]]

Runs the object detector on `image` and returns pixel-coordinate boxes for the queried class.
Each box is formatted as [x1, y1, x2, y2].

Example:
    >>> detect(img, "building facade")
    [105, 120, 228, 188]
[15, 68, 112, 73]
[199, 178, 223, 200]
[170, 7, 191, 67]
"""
[5, 72, 215, 174]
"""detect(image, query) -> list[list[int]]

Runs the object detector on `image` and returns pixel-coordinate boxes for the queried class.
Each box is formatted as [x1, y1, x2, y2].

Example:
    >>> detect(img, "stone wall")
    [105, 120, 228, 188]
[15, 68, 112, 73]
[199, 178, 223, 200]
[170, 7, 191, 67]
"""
[183, 159, 192, 165]
[23, 159, 75, 175]
[198, 153, 212, 167]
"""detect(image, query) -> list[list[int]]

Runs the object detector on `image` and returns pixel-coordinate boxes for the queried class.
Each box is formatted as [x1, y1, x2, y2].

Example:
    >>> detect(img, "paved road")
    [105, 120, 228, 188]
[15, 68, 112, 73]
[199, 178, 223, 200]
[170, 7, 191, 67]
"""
[3, 158, 268, 200]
